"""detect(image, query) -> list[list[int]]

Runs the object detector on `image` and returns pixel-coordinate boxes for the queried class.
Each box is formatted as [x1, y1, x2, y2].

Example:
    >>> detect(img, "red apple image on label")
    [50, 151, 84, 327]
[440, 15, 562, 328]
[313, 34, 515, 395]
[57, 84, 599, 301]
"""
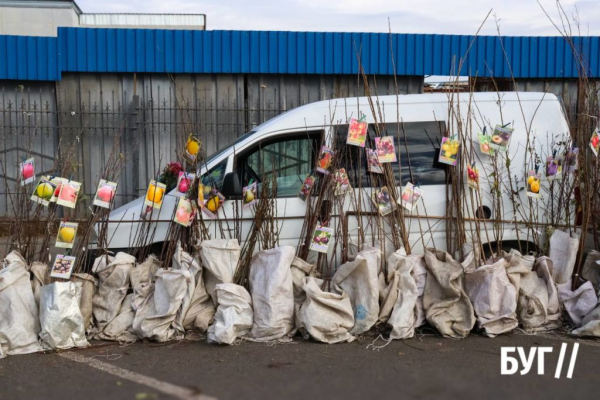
[22, 163, 34, 180]
[54, 183, 62, 198]
[97, 185, 114, 202]
[178, 177, 190, 193]
[59, 184, 77, 204]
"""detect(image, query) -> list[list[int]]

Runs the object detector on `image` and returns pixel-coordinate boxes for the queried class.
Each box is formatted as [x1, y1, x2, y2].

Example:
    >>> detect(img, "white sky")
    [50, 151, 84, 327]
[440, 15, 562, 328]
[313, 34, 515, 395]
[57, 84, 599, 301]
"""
[75, 0, 600, 36]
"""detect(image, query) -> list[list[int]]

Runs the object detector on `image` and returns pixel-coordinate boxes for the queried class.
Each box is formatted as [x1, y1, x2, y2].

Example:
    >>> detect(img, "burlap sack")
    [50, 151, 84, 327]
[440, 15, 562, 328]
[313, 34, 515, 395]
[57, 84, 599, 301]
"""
[248, 246, 295, 341]
[0, 254, 42, 357]
[557, 280, 597, 327]
[39, 281, 89, 350]
[298, 277, 355, 344]
[333, 246, 380, 335]
[30, 261, 50, 306]
[171, 244, 211, 333]
[72, 273, 97, 333]
[518, 256, 561, 332]
[464, 258, 518, 337]
[423, 248, 476, 338]
[581, 250, 600, 291]
[199, 239, 241, 306]
[92, 253, 134, 331]
[549, 229, 580, 284]
[290, 257, 315, 334]
[387, 253, 423, 339]
[207, 283, 253, 345]
[130, 255, 161, 311]
[571, 304, 600, 338]
[132, 268, 192, 342]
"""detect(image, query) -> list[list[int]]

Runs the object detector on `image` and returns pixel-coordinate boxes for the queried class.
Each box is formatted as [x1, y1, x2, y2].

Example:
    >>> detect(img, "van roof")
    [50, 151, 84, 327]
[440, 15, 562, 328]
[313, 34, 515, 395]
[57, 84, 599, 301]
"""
[205, 91, 562, 167]
[250, 91, 559, 134]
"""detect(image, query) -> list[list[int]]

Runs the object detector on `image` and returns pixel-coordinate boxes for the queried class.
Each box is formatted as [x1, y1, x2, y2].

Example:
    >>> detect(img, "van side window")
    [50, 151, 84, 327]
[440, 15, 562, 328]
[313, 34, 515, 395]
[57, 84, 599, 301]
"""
[335, 121, 446, 187]
[237, 133, 320, 197]
[392, 121, 446, 186]
[200, 158, 228, 190]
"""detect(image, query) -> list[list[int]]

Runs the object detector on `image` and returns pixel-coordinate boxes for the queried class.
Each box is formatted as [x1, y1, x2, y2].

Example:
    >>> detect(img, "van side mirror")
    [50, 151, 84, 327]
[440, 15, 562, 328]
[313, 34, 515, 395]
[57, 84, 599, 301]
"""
[221, 172, 242, 198]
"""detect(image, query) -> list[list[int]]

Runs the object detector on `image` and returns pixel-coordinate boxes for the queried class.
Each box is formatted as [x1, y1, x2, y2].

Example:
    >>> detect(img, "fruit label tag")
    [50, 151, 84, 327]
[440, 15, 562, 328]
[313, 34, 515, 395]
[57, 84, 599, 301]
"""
[242, 182, 258, 209]
[490, 125, 513, 152]
[144, 180, 167, 209]
[56, 180, 82, 209]
[316, 146, 334, 174]
[367, 148, 384, 174]
[201, 190, 225, 219]
[50, 254, 76, 280]
[184, 136, 202, 163]
[400, 183, 423, 212]
[478, 134, 494, 156]
[346, 118, 368, 147]
[546, 156, 563, 181]
[298, 174, 316, 201]
[467, 165, 479, 190]
[375, 136, 397, 163]
[309, 225, 333, 253]
[565, 148, 579, 174]
[333, 168, 352, 196]
[49, 177, 67, 203]
[93, 179, 118, 209]
[175, 172, 195, 197]
[526, 171, 541, 199]
[31, 176, 56, 206]
[590, 128, 600, 157]
[174, 197, 197, 227]
[55, 221, 78, 249]
[20, 157, 35, 186]
[372, 187, 398, 216]
[438, 137, 460, 166]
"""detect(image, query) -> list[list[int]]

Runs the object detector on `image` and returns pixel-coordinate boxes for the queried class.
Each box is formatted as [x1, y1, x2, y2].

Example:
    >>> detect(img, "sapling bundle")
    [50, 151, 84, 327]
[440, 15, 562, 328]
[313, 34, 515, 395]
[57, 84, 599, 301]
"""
[71, 133, 126, 274]
[2, 154, 44, 261]
[234, 173, 279, 288]
[37, 140, 79, 264]
[359, 67, 410, 254]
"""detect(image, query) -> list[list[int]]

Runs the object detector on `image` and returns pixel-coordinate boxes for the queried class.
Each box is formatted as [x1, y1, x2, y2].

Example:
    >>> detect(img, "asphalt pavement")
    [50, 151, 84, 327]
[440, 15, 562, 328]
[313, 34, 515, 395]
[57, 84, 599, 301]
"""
[1, 330, 598, 400]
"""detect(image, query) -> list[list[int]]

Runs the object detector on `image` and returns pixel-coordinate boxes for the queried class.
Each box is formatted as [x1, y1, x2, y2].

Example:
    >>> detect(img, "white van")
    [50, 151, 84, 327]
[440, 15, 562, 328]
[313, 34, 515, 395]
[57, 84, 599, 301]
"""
[103, 92, 570, 259]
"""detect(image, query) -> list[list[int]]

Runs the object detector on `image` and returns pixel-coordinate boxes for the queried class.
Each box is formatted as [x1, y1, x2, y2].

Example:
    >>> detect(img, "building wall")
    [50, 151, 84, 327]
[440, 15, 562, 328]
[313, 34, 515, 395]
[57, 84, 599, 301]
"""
[0, 6, 79, 36]
[79, 14, 206, 30]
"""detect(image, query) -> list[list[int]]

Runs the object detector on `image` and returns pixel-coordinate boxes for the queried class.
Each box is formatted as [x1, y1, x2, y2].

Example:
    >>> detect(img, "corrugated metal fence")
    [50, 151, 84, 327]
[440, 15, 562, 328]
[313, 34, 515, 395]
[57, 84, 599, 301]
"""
[1, 28, 599, 81]
[0, 72, 423, 216]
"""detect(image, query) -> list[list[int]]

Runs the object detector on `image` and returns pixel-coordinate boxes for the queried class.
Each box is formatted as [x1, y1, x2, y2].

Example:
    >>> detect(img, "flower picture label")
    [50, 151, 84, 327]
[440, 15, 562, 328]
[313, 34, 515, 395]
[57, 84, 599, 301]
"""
[316, 146, 334, 174]
[346, 118, 368, 147]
